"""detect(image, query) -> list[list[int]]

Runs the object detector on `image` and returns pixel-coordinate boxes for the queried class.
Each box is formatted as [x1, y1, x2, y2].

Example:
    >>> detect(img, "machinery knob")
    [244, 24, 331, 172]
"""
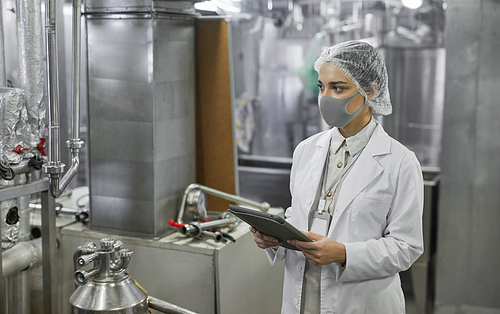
[113, 240, 124, 251]
[74, 269, 98, 286]
[77, 252, 98, 267]
[118, 249, 133, 258]
[100, 238, 115, 251]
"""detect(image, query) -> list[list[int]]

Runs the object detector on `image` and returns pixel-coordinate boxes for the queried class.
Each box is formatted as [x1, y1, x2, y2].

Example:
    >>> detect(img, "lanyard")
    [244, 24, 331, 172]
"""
[313, 143, 365, 215]
[308, 146, 364, 234]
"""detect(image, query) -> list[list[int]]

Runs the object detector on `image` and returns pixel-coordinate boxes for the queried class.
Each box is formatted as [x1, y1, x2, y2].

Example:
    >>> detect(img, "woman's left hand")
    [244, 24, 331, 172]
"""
[288, 232, 346, 267]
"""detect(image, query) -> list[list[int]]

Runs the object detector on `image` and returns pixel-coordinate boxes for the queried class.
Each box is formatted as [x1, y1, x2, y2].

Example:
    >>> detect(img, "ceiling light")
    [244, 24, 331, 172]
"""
[401, 0, 423, 9]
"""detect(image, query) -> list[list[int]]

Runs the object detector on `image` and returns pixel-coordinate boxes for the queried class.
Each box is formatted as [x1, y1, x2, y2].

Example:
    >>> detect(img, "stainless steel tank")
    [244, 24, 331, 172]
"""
[379, 47, 446, 167]
[69, 238, 148, 314]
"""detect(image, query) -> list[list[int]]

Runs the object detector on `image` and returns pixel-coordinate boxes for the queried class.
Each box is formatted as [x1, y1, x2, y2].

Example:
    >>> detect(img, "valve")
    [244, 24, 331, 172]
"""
[74, 269, 99, 286]
[12, 145, 29, 154]
[37, 138, 47, 156]
[113, 240, 124, 251]
[100, 238, 115, 251]
[28, 156, 44, 170]
[118, 249, 133, 259]
[77, 252, 99, 267]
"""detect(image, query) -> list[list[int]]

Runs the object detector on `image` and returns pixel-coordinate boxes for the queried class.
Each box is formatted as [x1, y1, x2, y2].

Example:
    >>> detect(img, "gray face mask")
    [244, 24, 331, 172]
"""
[318, 91, 366, 128]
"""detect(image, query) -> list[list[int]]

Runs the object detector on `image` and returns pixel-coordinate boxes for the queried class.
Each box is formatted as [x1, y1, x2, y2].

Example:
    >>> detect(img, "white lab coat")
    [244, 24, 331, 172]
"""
[266, 123, 424, 314]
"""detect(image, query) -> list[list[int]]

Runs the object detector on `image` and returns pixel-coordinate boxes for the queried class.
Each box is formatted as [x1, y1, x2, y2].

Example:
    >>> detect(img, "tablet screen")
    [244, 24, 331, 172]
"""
[228, 205, 312, 250]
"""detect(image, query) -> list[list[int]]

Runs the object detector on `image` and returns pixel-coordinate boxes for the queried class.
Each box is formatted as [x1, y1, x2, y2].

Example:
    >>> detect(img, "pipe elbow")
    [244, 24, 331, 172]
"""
[48, 177, 62, 198]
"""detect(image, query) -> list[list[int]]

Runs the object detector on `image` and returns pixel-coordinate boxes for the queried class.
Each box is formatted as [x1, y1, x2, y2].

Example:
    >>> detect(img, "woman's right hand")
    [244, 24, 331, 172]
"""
[250, 226, 282, 249]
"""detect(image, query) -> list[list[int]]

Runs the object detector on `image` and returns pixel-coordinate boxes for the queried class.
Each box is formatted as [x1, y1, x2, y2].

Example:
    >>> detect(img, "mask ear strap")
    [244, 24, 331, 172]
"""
[344, 92, 365, 115]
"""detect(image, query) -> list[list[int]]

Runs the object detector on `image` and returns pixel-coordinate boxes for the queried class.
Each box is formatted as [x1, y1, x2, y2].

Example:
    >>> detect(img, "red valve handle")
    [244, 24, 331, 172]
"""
[12, 145, 29, 154]
[168, 219, 186, 228]
[37, 138, 47, 156]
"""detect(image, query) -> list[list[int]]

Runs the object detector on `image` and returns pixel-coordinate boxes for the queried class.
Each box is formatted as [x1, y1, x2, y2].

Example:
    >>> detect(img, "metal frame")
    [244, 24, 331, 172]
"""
[0, 179, 56, 314]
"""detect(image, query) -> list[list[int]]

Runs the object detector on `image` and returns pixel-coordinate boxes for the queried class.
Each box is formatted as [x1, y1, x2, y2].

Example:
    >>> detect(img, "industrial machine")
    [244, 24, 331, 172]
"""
[70, 238, 148, 314]
[1, 0, 447, 313]
[70, 238, 198, 314]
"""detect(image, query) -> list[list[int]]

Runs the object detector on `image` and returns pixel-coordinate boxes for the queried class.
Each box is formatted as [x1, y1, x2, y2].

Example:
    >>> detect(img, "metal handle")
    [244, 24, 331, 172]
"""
[77, 253, 98, 267]
[74, 269, 98, 286]
[180, 217, 238, 237]
[176, 183, 270, 223]
[148, 296, 199, 314]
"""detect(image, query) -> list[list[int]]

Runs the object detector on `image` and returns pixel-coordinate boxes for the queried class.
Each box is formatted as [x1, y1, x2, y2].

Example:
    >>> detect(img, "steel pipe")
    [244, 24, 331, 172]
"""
[6, 271, 30, 314]
[0, 0, 6, 87]
[148, 296, 198, 314]
[43, 0, 63, 171]
[201, 230, 223, 242]
[180, 217, 238, 237]
[42, 0, 85, 198]
[177, 183, 270, 223]
[2, 238, 42, 278]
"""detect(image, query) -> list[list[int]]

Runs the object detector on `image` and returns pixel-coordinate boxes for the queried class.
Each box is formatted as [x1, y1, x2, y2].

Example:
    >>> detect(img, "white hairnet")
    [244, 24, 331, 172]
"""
[313, 40, 392, 116]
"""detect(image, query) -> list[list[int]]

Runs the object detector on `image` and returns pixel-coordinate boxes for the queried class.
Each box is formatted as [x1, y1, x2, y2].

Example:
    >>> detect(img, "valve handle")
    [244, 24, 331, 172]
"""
[74, 269, 99, 286]
[118, 249, 133, 258]
[100, 238, 115, 251]
[12, 145, 29, 154]
[37, 138, 47, 156]
[77, 252, 99, 267]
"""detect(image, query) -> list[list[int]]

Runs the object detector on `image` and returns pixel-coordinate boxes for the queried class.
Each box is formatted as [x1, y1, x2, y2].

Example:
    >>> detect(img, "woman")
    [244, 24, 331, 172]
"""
[251, 41, 424, 314]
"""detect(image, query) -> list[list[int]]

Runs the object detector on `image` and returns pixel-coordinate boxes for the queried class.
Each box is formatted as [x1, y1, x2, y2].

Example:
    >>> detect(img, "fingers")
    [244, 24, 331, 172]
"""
[249, 226, 281, 249]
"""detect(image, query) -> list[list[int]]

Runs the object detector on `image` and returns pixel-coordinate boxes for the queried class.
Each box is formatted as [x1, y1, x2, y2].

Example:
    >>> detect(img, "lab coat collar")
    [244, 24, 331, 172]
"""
[365, 122, 391, 157]
[310, 129, 334, 194]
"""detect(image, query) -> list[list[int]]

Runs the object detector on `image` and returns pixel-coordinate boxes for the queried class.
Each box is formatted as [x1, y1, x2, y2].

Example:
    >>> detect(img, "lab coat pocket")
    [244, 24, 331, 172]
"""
[349, 193, 391, 240]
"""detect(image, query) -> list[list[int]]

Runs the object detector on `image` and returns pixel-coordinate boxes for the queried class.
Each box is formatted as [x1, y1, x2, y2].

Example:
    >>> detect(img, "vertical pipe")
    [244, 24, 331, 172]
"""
[71, 0, 81, 141]
[0, 202, 4, 314]
[0, 0, 6, 87]
[45, 0, 61, 167]
[14, 174, 31, 314]
[43, 0, 65, 200]
[41, 191, 56, 314]
[0, 2, 5, 301]
[58, 0, 85, 194]
[6, 272, 30, 314]
[43, 0, 84, 198]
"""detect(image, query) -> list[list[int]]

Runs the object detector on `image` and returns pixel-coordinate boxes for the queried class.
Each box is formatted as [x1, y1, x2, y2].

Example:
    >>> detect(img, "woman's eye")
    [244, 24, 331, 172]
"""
[317, 84, 324, 91]
[332, 86, 344, 92]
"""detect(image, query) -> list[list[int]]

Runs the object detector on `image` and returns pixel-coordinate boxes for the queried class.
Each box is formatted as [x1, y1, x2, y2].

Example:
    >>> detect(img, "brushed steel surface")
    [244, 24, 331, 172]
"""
[84, 0, 198, 14]
[69, 276, 148, 313]
[60, 223, 284, 314]
[435, 0, 500, 313]
[87, 15, 196, 237]
[0, 0, 5, 87]
[380, 47, 445, 167]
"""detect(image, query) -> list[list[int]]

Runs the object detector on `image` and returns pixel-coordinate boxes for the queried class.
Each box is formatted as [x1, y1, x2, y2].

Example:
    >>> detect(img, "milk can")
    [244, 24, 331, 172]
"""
[69, 238, 148, 314]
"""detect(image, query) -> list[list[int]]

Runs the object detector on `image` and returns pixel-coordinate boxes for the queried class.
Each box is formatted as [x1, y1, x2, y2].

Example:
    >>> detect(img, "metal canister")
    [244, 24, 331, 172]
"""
[68, 238, 148, 314]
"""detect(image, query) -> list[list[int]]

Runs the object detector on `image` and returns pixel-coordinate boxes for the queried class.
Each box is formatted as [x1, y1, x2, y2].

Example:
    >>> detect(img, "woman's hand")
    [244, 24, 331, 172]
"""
[250, 226, 282, 249]
[288, 232, 346, 266]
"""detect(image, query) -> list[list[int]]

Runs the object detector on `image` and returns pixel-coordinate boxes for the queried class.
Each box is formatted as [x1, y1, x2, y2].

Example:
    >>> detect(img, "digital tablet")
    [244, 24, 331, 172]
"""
[228, 205, 313, 250]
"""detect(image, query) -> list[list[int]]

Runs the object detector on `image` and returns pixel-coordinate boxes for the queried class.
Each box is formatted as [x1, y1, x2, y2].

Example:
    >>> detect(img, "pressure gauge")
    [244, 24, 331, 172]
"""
[186, 189, 208, 218]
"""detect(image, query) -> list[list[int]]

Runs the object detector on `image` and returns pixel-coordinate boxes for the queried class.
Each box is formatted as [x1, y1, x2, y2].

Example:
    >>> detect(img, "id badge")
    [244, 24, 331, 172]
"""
[309, 210, 331, 236]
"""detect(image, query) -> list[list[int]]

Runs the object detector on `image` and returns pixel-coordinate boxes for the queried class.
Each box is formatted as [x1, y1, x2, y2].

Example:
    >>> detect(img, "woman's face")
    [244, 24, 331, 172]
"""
[317, 62, 366, 114]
